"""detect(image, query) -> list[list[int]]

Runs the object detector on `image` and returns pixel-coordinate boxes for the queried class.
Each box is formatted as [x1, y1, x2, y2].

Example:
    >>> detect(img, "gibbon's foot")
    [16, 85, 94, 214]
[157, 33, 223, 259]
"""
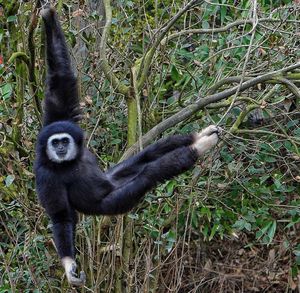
[197, 125, 222, 139]
[62, 257, 86, 286]
[192, 125, 221, 156]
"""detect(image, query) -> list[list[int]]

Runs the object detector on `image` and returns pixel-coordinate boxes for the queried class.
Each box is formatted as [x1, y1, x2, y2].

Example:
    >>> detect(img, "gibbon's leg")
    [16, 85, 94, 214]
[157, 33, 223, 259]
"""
[107, 126, 221, 184]
[106, 134, 195, 185]
[101, 125, 220, 215]
[50, 209, 86, 286]
[41, 7, 81, 126]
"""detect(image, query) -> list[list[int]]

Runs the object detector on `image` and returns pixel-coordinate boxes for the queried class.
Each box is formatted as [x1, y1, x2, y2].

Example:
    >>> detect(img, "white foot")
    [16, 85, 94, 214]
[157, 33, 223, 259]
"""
[192, 125, 221, 156]
[197, 125, 221, 139]
[62, 257, 86, 286]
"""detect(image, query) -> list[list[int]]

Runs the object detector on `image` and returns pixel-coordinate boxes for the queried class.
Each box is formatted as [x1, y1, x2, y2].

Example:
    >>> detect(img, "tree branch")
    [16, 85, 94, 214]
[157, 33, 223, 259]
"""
[236, 129, 300, 143]
[160, 17, 300, 46]
[121, 62, 300, 160]
[8, 52, 29, 65]
[100, 0, 129, 96]
[28, 1, 42, 119]
[137, 0, 204, 90]
[208, 76, 300, 96]
[274, 77, 300, 100]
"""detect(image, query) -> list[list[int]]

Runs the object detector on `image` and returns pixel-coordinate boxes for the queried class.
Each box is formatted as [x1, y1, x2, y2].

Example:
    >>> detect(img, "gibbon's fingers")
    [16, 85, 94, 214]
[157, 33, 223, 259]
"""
[68, 270, 86, 287]
[62, 257, 86, 286]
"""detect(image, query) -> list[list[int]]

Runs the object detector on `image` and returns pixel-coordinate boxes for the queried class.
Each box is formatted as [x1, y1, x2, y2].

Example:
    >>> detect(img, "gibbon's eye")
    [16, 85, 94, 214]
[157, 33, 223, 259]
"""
[52, 139, 59, 146]
[62, 137, 69, 145]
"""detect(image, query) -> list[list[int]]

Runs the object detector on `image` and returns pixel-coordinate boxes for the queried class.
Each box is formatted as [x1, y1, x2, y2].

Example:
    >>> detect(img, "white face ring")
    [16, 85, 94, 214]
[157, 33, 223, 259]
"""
[46, 133, 77, 163]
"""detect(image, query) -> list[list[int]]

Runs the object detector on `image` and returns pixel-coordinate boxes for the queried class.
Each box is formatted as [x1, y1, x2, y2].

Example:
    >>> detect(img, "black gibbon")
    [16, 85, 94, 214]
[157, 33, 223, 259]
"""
[34, 7, 221, 286]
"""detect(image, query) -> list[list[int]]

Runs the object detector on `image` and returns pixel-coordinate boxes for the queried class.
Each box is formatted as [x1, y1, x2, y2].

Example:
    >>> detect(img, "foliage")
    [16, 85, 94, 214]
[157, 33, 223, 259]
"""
[0, 0, 299, 292]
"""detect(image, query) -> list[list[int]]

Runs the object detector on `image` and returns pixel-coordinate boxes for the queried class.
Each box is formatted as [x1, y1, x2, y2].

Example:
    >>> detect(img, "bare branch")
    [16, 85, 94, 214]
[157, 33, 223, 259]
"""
[121, 62, 300, 160]
[137, 0, 204, 90]
[160, 17, 300, 46]
[100, 0, 129, 96]
[274, 78, 300, 100]
[28, 1, 42, 119]
[208, 76, 300, 96]
[237, 129, 300, 142]
[8, 52, 29, 65]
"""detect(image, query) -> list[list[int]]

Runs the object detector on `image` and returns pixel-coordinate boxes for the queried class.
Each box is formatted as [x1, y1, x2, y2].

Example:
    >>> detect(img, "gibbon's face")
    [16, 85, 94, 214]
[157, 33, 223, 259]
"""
[46, 133, 77, 163]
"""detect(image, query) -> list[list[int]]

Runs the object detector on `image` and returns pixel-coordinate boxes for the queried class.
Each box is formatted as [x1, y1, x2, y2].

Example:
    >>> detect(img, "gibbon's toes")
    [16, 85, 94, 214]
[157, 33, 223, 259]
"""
[192, 131, 219, 156]
[214, 126, 222, 138]
[67, 265, 86, 286]
[68, 273, 86, 286]
[80, 271, 86, 283]
[197, 125, 220, 139]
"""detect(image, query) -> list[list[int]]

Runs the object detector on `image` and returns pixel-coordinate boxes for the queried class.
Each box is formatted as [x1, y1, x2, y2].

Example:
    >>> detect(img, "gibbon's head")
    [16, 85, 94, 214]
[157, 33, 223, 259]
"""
[37, 121, 84, 164]
[46, 132, 77, 163]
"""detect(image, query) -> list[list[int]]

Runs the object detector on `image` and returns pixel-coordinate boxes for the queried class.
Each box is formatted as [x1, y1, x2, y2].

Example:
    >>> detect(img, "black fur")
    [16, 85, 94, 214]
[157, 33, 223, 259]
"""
[42, 8, 81, 125]
[35, 8, 199, 261]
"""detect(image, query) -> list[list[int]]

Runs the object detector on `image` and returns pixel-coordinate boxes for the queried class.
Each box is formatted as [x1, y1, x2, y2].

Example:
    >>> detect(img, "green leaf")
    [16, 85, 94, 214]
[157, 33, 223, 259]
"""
[262, 156, 277, 163]
[286, 119, 299, 129]
[202, 21, 210, 29]
[284, 141, 293, 152]
[170, 66, 180, 82]
[267, 220, 277, 244]
[1, 83, 13, 100]
[5, 175, 15, 187]
[248, 166, 264, 174]
[166, 180, 176, 195]
[233, 219, 245, 230]
[256, 220, 272, 239]
[7, 15, 17, 22]
[111, 138, 121, 145]
[244, 222, 252, 231]
[209, 223, 219, 241]
[285, 216, 300, 229]
[233, 219, 252, 231]
[200, 207, 211, 222]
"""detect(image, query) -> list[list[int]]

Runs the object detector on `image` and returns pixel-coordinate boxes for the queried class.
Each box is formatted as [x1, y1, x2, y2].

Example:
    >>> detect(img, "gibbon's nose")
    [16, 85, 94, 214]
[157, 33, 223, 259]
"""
[57, 145, 67, 154]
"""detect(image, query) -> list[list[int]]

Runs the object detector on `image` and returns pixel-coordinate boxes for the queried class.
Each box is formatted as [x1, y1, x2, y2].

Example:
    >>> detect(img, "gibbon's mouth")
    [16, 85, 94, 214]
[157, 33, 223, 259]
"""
[57, 151, 67, 157]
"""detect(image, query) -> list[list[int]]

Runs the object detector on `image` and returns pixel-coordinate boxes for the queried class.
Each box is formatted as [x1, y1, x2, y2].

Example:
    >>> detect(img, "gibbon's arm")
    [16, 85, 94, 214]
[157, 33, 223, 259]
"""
[41, 8, 81, 126]
[36, 174, 76, 259]
[36, 173, 86, 285]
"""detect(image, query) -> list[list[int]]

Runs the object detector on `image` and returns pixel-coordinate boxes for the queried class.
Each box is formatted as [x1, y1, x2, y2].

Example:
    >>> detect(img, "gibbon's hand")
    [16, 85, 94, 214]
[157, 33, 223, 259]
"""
[62, 257, 86, 286]
[192, 125, 222, 156]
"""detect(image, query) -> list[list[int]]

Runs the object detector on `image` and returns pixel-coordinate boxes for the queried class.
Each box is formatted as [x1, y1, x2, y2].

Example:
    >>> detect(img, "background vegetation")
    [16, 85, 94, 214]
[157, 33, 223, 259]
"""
[0, 0, 299, 292]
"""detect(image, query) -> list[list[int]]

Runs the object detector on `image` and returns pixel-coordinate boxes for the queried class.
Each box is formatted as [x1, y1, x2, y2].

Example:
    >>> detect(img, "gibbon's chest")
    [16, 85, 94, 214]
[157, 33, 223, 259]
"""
[65, 157, 109, 190]
[58, 152, 101, 183]
[66, 164, 112, 213]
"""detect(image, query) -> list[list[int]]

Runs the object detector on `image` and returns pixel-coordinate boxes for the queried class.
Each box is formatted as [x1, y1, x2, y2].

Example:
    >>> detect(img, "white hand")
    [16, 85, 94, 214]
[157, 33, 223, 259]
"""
[62, 257, 86, 286]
